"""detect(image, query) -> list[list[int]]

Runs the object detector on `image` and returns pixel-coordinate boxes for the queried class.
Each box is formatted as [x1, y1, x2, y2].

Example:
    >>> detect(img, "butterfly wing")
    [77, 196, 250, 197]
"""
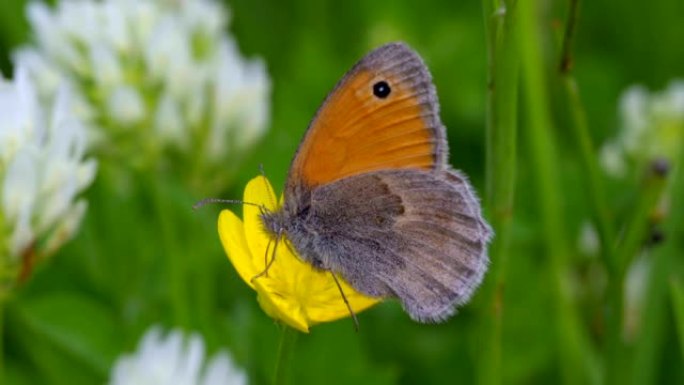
[287, 42, 448, 189]
[298, 168, 491, 322]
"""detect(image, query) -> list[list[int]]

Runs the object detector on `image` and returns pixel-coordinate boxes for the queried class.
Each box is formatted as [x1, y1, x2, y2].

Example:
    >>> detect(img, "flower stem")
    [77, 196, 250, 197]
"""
[0, 299, 4, 383]
[518, 0, 599, 383]
[605, 166, 665, 385]
[556, 2, 631, 383]
[613, 167, 666, 273]
[670, 278, 684, 356]
[631, 160, 684, 385]
[273, 325, 299, 385]
[559, 0, 616, 271]
[479, 1, 519, 384]
[149, 174, 190, 327]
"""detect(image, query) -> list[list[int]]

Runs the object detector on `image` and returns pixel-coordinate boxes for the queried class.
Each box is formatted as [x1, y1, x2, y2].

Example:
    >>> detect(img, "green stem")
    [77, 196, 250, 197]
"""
[613, 168, 667, 274]
[518, 0, 598, 383]
[149, 174, 190, 327]
[479, 1, 519, 384]
[0, 300, 4, 383]
[630, 236, 672, 385]
[273, 325, 299, 385]
[631, 161, 684, 385]
[606, 166, 666, 385]
[559, 0, 616, 271]
[556, 1, 631, 382]
[0, 297, 7, 384]
[563, 76, 617, 263]
[670, 278, 684, 356]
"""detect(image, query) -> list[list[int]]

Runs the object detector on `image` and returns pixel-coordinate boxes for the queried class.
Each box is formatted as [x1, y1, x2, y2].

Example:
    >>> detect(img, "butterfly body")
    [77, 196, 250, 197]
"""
[261, 42, 491, 322]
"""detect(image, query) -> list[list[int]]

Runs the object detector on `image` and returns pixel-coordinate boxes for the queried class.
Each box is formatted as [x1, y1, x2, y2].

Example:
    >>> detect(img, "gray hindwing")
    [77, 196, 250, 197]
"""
[303, 168, 491, 322]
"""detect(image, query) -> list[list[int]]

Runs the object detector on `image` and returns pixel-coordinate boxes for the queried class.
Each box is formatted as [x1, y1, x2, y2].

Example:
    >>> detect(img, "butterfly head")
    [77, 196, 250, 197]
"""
[260, 208, 287, 239]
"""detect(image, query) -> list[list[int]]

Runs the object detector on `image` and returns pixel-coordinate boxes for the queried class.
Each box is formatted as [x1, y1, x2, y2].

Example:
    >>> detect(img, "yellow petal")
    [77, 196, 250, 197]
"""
[218, 209, 257, 289]
[255, 279, 311, 333]
[305, 277, 380, 324]
[219, 176, 382, 332]
[243, 176, 278, 274]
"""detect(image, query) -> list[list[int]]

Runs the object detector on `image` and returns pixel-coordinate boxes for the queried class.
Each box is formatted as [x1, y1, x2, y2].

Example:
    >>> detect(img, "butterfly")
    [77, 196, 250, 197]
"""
[261, 42, 491, 322]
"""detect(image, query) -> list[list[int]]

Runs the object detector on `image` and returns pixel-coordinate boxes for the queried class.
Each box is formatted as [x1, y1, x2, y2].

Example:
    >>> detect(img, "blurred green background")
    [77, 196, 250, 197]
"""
[1, 0, 683, 384]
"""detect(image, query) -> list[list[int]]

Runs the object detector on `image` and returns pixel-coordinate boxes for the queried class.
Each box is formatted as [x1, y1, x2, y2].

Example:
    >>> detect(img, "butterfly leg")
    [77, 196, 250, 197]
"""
[330, 271, 360, 331]
[251, 231, 281, 282]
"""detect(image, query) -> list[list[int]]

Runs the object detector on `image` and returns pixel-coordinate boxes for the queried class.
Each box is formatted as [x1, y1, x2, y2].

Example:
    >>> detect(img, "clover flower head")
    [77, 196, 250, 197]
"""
[15, 0, 271, 190]
[601, 80, 684, 178]
[0, 64, 96, 294]
[109, 326, 247, 385]
[218, 176, 380, 333]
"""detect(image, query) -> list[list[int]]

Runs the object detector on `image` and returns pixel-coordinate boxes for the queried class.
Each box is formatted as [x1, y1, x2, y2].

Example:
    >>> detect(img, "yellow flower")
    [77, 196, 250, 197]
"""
[218, 176, 380, 332]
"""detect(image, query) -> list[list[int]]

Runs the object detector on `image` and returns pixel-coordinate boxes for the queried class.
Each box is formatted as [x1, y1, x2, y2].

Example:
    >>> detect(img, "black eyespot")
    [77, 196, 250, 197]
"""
[373, 81, 391, 98]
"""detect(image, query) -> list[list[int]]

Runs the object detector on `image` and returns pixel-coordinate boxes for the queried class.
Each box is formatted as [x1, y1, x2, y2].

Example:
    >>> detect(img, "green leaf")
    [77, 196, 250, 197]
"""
[670, 278, 684, 357]
[16, 291, 122, 376]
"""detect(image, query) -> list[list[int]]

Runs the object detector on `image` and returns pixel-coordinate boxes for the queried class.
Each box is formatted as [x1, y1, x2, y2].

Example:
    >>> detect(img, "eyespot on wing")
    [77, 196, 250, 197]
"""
[288, 42, 448, 188]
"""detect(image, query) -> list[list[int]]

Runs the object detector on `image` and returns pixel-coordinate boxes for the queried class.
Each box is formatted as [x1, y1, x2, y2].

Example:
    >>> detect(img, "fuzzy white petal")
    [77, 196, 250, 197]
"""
[1, 60, 95, 265]
[109, 326, 247, 385]
[107, 86, 145, 125]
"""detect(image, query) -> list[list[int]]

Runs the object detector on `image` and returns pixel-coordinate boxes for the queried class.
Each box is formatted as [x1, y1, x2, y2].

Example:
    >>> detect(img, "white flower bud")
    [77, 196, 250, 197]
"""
[602, 79, 684, 177]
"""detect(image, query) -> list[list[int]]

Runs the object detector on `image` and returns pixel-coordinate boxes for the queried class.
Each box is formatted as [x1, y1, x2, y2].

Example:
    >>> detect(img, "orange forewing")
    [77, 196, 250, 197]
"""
[288, 44, 444, 187]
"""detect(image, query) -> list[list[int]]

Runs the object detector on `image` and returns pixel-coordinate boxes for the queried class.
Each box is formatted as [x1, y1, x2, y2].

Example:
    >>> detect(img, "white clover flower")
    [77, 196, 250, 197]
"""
[109, 326, 247, 385]
[0, 65, 96, 292]
[601, 80, 684, 177]
[15, 0, 271, 189]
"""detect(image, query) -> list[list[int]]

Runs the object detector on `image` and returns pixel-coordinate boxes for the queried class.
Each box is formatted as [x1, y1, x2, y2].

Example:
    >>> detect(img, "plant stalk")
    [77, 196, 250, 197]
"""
[273, 325, 299, 385]
[479, 1, 519, 384]
[150, 175, 190, 327]
[0, 300, 4, 383]
[606, 166, 666, 385]
[631, 157, 684, 384]
[518, 0, 598, 383]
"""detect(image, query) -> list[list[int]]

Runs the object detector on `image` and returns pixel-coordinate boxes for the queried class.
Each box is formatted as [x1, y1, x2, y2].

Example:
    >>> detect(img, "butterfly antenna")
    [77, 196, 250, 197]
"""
[258, 204, 268, 218]
[252, 229, 280, 282]
[330, 272, 359, 332]
[258, 165, 278, 210]
[192, 198, 264, 210]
